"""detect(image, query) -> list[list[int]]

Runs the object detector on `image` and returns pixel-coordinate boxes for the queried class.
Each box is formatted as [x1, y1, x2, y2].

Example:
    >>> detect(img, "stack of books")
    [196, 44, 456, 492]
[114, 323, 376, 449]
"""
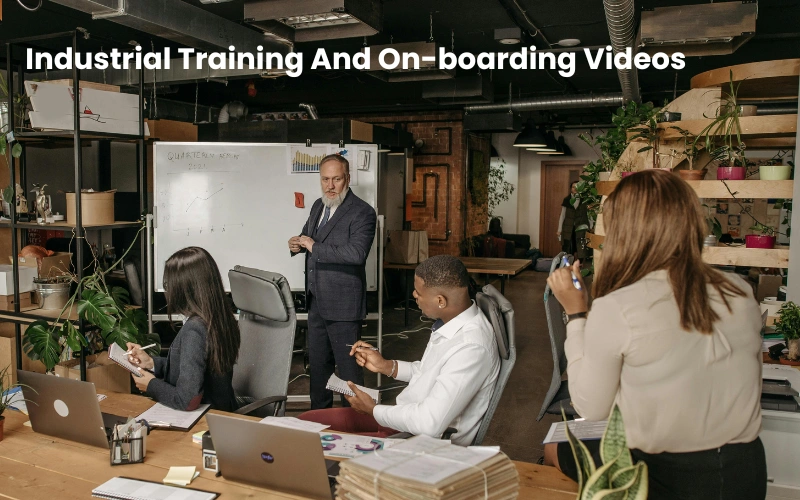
[336, 435, 519, 499]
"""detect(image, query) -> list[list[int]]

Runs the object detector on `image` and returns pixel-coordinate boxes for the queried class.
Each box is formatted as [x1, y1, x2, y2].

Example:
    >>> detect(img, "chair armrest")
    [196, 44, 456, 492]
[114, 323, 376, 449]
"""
[441, 427, 458, 440]
[235, 395, 288, 416]
[376, 381, 409, 393]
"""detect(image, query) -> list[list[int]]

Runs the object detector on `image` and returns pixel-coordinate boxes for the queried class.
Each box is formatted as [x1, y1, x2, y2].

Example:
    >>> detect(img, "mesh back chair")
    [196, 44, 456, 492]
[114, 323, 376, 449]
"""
[472, 283, 516, 445]
[229, 266, 296, 417]
[537, 252, 579, 420]
[388, 284, 516, 445]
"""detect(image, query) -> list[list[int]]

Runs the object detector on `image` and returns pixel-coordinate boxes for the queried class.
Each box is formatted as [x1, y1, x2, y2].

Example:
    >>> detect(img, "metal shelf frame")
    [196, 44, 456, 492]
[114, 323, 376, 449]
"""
[4, 30, 147, 380]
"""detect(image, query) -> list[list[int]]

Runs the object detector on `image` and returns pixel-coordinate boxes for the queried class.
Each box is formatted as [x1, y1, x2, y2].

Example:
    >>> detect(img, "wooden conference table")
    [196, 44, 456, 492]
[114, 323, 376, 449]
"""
[385, 257, 532, 326]
[0, 392, 578, 500]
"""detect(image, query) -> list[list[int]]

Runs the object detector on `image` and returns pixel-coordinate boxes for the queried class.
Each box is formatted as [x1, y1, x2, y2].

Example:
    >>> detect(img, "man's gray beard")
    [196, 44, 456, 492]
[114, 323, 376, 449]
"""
[321, 187, 348, 208]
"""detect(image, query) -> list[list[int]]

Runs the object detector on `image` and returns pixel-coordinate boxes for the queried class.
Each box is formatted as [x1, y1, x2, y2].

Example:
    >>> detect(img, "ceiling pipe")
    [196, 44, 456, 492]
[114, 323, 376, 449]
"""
[602, 0, 641, 103]
[464, 93, 624, 114]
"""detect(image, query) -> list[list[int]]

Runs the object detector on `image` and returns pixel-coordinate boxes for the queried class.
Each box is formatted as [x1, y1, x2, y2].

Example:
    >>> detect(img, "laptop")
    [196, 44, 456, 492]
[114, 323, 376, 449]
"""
[206, 413, 337, 500]
[18, 370, 127, 449]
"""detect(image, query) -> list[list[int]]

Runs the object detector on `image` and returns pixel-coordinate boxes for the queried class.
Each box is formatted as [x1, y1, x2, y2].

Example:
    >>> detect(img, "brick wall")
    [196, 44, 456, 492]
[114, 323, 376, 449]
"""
[345, 111, 489, 256]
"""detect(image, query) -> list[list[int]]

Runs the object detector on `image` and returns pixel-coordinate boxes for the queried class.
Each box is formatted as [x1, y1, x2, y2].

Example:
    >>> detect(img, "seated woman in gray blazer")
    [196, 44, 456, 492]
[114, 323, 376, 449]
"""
[545, 170, 766, 500]
[126, 247, 240, 412]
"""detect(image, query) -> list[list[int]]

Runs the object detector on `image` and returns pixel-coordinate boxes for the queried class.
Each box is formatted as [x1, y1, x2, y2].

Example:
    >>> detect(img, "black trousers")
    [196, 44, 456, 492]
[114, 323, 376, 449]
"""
[557, 437, 767, 500]
[307, 293, 365, 410]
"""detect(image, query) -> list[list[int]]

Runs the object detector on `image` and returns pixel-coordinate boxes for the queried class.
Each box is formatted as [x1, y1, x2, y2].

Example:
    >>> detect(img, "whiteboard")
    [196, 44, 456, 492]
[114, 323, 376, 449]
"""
[154, 142, 379, 292]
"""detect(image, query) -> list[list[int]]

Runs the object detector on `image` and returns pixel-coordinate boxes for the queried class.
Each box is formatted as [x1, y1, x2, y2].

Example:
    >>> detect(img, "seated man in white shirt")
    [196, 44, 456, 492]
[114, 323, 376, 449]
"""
[298, 255, 500, 446]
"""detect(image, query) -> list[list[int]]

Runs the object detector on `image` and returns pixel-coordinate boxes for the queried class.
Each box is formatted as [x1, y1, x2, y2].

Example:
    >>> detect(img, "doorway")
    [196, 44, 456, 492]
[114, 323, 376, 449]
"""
[539, 161, 587, 257]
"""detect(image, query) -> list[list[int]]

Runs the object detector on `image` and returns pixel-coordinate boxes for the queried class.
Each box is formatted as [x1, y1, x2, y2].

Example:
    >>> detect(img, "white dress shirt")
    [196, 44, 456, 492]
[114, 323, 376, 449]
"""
[372, 303, 500, 446]
[317, 188, 349, 227]
[565, 270, 762, 453]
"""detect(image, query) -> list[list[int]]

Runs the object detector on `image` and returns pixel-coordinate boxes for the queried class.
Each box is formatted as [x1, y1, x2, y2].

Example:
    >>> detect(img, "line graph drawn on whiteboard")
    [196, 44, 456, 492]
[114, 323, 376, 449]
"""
[165, 170, 245, 235]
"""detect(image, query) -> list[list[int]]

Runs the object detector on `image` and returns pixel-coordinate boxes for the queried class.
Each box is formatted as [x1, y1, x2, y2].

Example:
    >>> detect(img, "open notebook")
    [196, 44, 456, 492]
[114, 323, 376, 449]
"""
[326, 374, 379, 403]
[92, 477, 218, 500]
[108, 343, 144, 377]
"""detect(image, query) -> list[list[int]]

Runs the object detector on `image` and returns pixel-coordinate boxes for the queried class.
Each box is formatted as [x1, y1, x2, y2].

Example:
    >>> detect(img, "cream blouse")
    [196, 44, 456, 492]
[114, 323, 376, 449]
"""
[565, 270, 763, 454]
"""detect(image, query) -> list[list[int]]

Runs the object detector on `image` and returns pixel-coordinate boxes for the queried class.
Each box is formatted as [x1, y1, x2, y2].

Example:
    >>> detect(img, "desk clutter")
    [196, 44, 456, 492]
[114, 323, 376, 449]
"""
[336, 435, 519, 499]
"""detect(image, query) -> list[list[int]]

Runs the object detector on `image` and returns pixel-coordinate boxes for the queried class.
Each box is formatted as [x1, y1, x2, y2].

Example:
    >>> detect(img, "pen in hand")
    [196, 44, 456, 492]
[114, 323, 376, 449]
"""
[347, 344, 379, 351]
[561, 255, 583, 291]
[126, 343, 156, 355]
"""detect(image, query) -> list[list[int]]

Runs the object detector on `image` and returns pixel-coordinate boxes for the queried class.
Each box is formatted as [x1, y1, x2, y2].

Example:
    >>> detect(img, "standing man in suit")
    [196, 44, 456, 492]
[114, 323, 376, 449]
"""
[289, 154, 377, 409]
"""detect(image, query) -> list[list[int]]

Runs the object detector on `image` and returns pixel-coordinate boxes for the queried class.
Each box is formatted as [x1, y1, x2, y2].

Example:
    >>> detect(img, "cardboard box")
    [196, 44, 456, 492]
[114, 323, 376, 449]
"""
[385, 230, 429, 264]
[66, 191, 115, 226]
[0, 292, 32, 311]
[0, 323, 33, 386]
[145, 119, 198, 142]
[0, 322, 18, 386]
[55, 351, 131, 394]
[0, 265, 38, 295]
[755, 275, 784, 302]
[18, 252, 73, 277]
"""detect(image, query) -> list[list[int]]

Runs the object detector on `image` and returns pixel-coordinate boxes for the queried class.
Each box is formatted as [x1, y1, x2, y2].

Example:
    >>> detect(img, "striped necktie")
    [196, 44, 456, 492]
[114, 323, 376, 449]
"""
[318, 206, 331, 230]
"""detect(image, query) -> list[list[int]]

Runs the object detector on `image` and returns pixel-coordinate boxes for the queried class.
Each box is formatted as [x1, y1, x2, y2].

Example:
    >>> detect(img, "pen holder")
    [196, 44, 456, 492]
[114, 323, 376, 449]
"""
[110, 436, 145, 465]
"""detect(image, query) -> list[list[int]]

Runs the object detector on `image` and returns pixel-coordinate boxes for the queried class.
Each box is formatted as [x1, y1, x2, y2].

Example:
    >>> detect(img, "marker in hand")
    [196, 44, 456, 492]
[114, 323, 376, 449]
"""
[126, 343, 156, 355]
[561, 255, 583, 291]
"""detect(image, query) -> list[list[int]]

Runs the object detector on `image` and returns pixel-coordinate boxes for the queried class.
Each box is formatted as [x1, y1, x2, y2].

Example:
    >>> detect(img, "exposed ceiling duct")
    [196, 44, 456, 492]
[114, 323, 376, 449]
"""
[362, 41, 454, 82]
[638, 2, 757, 57]
[603, 0, 640, 103]
[422, 75, 494, 105]
[299, 103, 320, 119]
[464, 93, 624, 114]
[50, 0, 292, 52]
[244, 0, 382, 43]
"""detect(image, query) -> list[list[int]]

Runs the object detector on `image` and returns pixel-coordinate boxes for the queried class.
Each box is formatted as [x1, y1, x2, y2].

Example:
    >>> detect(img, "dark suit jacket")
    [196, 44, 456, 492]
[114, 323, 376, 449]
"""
[292, 190, 377, 321]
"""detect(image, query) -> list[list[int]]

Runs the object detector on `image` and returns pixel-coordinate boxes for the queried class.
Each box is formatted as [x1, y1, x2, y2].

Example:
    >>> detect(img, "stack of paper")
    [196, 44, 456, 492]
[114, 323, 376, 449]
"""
[336, 435, 519, 499]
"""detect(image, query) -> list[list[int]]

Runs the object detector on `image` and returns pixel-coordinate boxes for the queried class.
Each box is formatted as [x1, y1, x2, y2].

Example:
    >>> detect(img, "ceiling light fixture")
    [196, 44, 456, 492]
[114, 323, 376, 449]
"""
[513, 119, 547, 148]
[557, 38, 581, 47]
[494, 27, 522, 45]
[538, 136, 572, 156]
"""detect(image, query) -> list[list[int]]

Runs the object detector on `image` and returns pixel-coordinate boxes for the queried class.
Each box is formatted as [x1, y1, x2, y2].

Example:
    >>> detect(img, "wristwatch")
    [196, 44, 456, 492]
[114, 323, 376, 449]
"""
[566, 312, 588, 323]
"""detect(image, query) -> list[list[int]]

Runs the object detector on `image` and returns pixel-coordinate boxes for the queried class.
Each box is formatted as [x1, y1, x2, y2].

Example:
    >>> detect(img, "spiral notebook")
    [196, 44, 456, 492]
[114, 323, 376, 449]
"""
[108, 343, 144, 378]
[325, 373, 379, 403]
[92, 477, 218, 500]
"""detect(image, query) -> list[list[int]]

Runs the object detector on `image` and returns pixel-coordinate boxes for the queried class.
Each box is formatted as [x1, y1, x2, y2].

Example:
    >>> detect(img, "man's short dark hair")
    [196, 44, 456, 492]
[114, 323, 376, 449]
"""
[415, 255, 469, 289]
[319, 154, 349, 175]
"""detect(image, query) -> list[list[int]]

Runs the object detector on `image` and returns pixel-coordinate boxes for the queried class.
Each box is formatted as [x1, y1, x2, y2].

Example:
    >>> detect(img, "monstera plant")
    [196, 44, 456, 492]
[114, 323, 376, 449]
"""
[564, 404, 648, 499]
[22, 226, 159, 371]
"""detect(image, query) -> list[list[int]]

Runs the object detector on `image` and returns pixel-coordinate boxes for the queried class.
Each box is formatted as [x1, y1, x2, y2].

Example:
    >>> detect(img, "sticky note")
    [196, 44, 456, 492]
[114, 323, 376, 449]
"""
[295, 192, 305, 208]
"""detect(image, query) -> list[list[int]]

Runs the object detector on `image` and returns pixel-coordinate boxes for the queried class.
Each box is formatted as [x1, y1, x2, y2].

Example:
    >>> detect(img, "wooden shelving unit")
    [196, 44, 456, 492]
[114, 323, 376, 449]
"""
[593, 60, 796, 274]
[626, 114, 797, 142]
[597, 180, 794, 199]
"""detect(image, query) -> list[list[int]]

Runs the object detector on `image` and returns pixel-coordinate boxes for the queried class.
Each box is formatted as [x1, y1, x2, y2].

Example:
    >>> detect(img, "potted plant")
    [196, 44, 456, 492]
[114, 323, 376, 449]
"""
[759, 158, 792, 181]
[22, 228, 159, 372]
[0, 365, 37, 442]
[695, 72, 748, 181]
[628, 107, 666, 171]
[746, 223, 777, 249]
[618, 160, 637, 178]
[564, 404, 648, 499]
[774, 302, 800, 363]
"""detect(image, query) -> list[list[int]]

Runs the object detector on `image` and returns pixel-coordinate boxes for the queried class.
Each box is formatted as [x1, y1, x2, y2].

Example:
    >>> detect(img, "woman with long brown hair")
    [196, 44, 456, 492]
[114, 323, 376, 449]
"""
[126, 247, 240, 412]
[545, 170, 766, 499]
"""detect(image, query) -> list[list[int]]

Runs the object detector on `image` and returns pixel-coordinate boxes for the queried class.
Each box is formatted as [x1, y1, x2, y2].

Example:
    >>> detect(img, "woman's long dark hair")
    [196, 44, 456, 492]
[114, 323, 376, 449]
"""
[163, 247, 240, 374]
